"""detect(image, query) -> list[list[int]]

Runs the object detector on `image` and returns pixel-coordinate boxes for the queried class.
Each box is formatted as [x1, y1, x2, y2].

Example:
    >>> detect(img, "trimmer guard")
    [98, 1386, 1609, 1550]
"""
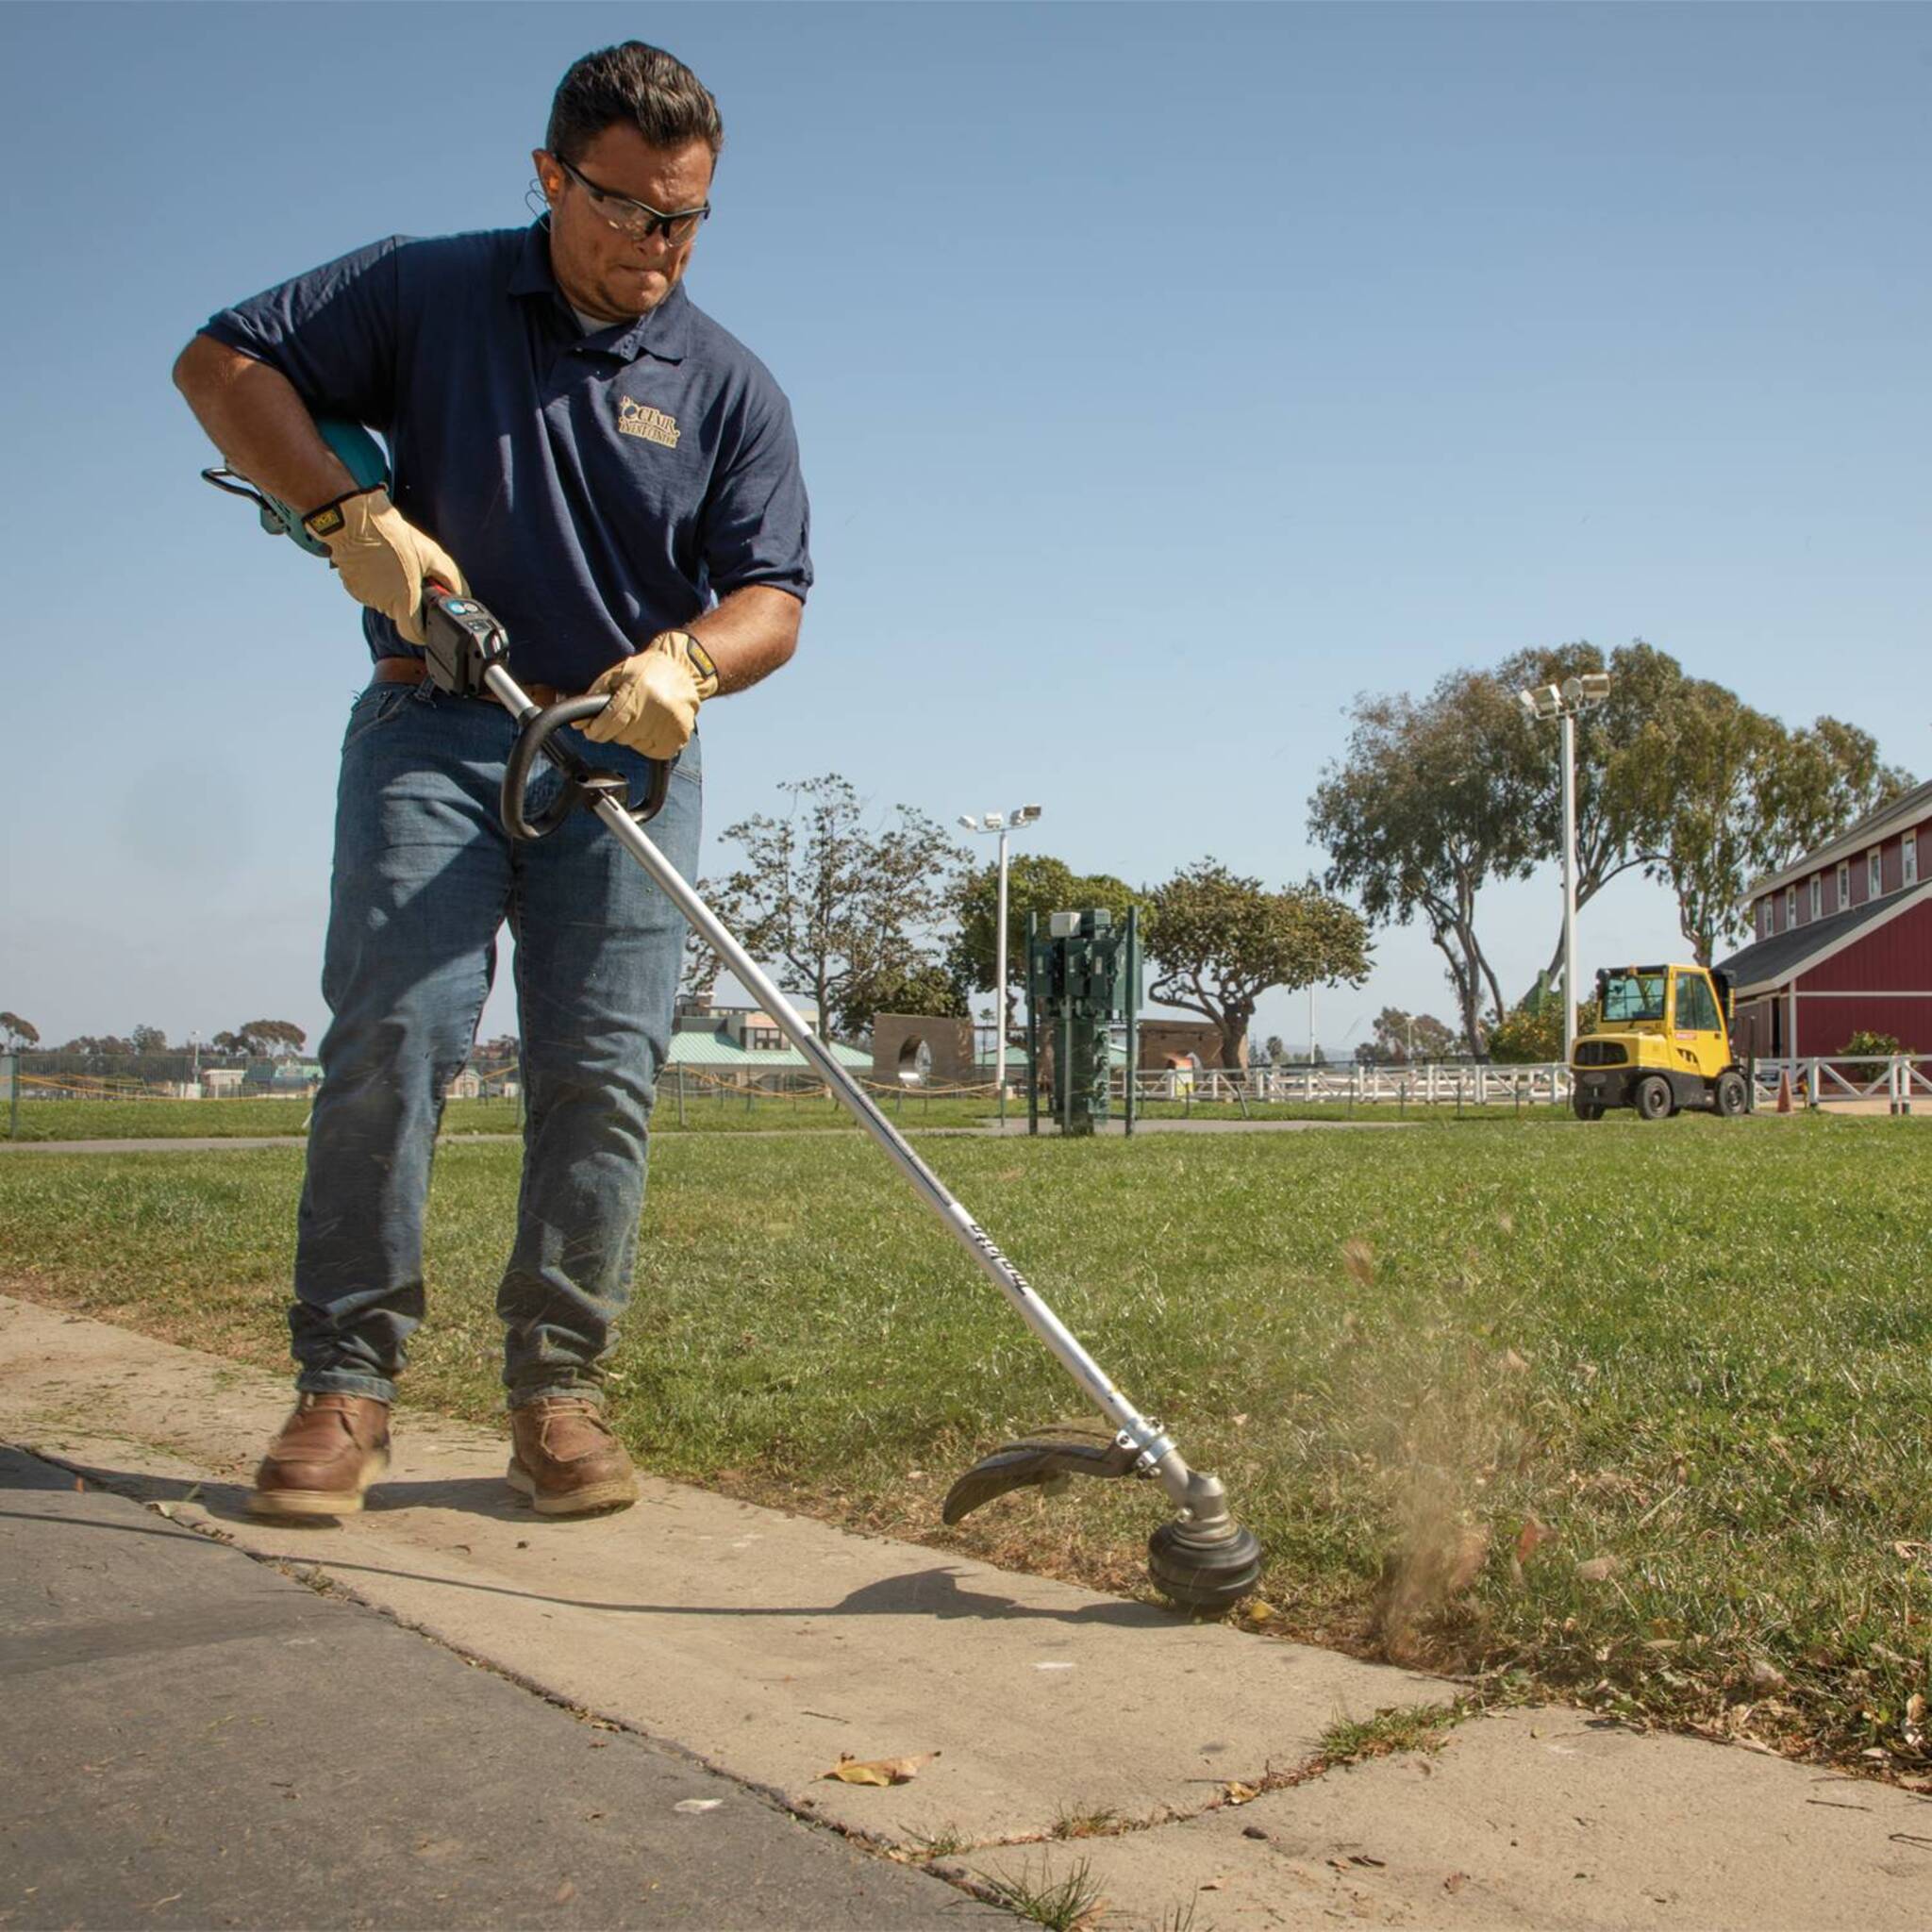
[942, 1424, 1146, 1524]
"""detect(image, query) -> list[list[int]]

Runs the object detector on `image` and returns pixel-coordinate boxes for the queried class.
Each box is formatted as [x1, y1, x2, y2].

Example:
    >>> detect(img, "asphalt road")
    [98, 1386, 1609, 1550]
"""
[0, 1447, 1002, 1930]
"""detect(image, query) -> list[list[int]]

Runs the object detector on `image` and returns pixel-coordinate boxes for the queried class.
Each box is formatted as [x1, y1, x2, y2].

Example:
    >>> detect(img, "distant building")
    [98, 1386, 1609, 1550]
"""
[1719, 779, 1932, 1057]
[669, 1000, 869, 1082]
[242, 1058, 323, 1095]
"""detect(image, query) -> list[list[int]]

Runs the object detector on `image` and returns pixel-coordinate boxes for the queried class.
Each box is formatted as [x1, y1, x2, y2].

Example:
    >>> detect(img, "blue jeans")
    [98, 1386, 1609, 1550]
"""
[291, 680, 700, 1409]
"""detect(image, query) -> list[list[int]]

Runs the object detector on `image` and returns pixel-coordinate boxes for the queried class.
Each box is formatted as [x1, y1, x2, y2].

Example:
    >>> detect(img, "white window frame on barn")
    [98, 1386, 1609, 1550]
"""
[1785, 886, 1796, 929]
[1757, 900, 1769, 940]
[1838, 858, 1851, 908]
[1868, 847, 1883, 898]
[1809, 875, 1822, 922]
[1907, 830, 1920, 888]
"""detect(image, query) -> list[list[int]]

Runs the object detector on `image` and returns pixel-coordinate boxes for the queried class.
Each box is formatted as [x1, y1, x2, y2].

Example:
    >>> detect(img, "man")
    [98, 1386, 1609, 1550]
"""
[174, 42, 809, 1520]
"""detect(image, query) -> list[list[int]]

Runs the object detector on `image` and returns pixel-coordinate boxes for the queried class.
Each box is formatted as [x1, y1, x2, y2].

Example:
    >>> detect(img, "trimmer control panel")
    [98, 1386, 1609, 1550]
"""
[421, 590, 509, 698]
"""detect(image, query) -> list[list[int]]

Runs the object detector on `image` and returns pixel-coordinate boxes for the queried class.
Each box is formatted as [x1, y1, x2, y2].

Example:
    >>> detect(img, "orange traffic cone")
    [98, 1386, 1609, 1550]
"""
[1775, 1069, 1793, 1114]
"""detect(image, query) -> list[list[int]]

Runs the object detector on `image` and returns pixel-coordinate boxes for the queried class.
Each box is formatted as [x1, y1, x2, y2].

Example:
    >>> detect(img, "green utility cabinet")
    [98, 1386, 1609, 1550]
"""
[1025, 908, 1141, 1137]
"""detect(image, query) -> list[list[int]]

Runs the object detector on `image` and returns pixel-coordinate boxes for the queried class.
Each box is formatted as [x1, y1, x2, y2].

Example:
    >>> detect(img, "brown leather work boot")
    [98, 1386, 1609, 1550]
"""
[249, 1393, 391, 1519]
[508, 1397, 638, 1516]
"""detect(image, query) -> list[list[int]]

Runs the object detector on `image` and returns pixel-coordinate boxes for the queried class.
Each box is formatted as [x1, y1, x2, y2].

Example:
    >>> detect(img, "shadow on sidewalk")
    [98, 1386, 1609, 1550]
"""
[4, 1452, 1174, 1631]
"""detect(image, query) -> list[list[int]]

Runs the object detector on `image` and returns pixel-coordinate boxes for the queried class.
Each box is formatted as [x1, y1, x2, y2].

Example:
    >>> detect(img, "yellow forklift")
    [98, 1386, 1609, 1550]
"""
[1570, 964, 1750, 1121]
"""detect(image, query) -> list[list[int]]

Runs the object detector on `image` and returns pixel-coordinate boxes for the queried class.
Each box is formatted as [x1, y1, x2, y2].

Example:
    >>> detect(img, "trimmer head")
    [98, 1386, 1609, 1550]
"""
[1147, 1518, 1264, 1614]
[943, 1424, 1263, 1615]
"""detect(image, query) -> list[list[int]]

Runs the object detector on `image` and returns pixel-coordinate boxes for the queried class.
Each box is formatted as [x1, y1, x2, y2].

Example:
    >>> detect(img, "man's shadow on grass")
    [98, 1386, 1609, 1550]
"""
[4, 1452, 1174, 1629]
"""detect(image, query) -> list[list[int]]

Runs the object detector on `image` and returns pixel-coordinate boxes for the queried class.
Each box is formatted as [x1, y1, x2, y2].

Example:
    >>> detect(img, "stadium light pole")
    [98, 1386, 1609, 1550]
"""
[1517, 674, 1612, 1065]
[958, 805, 1044, 1125]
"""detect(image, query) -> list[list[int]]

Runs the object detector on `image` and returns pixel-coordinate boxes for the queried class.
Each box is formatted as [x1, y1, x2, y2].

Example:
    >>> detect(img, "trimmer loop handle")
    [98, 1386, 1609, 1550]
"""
[501, 694, 673, 841]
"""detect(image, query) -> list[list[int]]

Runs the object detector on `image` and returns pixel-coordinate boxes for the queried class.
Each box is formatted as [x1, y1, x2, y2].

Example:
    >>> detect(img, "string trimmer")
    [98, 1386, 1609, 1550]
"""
[203, 421, 1264, 1612]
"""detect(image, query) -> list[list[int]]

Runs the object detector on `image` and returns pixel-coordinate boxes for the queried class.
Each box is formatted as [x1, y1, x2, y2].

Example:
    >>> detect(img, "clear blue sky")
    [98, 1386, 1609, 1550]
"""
[2, 3, 1924, 1055]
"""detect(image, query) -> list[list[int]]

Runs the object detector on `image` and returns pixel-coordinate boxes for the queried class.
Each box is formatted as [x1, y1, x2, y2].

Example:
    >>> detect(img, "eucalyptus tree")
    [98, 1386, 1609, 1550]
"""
[1141, 860, 1370, 1070]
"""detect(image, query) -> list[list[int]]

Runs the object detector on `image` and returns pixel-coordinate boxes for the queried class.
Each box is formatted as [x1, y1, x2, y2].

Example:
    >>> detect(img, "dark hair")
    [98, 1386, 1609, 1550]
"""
[546, 42, 723, 164]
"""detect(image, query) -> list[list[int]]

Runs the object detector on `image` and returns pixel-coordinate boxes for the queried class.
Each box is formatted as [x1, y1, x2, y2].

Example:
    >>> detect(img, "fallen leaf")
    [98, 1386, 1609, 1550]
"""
[1574, 1556, 1621, 1584]
[152, 1501, 175, 1520]
[1341, 1238, 1376, 1287]
[672, 1799, 723, 1814]
[1748, 1660, 1788, 1691]
[822, 1751, 939, 1787]
[1199, 1878, 1225, 1890]
[1223, 1780, 1260, 1806]
[1234, 1599, 1281, 1631]
[75, 1477, 87, 1491]
[1444, 1872, 1469, 1893]
[1515, 1515, 1558, 1566]
[1502, 1348, 1530, 1374]
[553, 1880, 575, 1904]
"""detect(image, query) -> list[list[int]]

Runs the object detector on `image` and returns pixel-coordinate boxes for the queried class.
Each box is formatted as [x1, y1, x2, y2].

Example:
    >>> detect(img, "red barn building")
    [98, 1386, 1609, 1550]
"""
[1717, 779, 1932, 1058]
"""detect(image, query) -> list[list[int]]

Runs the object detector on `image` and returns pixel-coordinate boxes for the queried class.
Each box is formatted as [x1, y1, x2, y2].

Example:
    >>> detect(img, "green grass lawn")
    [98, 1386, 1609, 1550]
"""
[2, 1111, 1928, 1775]
[0, 1090, 999, 1141]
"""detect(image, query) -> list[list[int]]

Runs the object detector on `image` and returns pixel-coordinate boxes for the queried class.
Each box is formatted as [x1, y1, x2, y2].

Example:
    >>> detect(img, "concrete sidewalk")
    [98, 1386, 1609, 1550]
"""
[5, 1291, 1930, 1929]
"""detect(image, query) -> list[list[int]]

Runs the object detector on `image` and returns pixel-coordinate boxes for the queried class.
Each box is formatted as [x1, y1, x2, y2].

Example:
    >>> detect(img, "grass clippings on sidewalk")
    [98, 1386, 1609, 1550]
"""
[2, 1110, 1927, 1778]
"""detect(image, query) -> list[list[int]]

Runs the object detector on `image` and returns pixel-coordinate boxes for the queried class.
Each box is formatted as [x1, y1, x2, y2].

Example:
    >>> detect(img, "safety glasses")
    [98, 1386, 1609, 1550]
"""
[553, 155, 710, 244]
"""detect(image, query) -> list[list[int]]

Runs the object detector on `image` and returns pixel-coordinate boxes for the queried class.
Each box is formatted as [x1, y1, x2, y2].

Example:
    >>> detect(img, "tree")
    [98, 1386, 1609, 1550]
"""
[1141, 860, 1371, 1070]
[1262, 1034, 1287, 1066]
[1758, 718, 1914, 881]
[0, 1012, 39, 1052]
[946, 856, 1140, 1036]
[130, 1024, 168, 1054]
[1611, 691, 1912, 965]
[209, 1030, 251, 1057]
[1367, 1007, 1457, 1064]
[833, 960, 968, 1041]
[236, 1019, 307, 1058]
[1495, 641, 1688, 987]
[1310, 670, 1541, 1054]
[710, 775, 964, 1043]
[1487, 995, 1598, 1065]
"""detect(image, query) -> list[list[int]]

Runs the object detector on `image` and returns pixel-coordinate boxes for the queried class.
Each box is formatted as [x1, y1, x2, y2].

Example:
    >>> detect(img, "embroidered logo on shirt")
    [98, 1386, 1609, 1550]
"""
[617, 397, 681, 448]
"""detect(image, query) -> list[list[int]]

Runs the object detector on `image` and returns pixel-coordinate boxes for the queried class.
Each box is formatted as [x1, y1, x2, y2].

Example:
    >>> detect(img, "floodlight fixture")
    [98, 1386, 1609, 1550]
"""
[958, 796, 1047, 1123]
[1513, 669, 1614, 1068]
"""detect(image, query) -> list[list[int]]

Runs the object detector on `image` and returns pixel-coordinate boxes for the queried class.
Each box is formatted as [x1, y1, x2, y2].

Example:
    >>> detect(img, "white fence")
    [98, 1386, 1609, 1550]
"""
[1119, 1055, 1932, 1114]
[1120, 1063, 1572, 1108]
[1749, 1056, 1930, 1114]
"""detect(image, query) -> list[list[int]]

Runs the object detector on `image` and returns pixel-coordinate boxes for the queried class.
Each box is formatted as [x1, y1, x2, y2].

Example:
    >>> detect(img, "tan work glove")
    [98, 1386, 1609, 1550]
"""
[302, 488, 469, 646]
[582, 631, 719, 760]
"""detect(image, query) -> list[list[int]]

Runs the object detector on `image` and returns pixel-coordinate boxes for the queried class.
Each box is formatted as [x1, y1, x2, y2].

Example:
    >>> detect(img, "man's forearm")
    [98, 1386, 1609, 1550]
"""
[684, 586, 802, 696]
[173, 334, 357, 517]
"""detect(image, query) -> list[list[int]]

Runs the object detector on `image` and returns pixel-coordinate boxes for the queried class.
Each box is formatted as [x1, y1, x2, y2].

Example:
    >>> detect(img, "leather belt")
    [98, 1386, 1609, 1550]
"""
[371, 657, 565, 708]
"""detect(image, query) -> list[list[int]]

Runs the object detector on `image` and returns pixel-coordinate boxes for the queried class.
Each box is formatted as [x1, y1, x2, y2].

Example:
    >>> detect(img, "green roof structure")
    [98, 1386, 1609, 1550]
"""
[665, 1029, 869, 1072]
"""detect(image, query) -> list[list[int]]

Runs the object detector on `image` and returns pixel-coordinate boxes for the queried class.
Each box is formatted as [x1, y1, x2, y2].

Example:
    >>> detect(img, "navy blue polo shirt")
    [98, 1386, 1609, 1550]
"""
[203, 223, 811, 691]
